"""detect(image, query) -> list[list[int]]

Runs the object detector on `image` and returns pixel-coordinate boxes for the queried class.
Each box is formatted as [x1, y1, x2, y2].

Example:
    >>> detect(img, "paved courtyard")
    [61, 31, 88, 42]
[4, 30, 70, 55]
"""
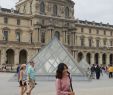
[0, 72, 113, 95]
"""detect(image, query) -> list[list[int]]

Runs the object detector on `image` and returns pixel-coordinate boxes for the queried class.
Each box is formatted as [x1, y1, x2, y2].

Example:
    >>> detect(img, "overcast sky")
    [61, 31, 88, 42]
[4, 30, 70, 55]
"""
[0, 0, 113, 25]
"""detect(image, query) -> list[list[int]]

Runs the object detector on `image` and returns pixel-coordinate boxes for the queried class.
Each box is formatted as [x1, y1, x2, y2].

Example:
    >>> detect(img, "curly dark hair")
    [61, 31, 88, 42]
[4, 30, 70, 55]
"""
[56, 63, 68, 79]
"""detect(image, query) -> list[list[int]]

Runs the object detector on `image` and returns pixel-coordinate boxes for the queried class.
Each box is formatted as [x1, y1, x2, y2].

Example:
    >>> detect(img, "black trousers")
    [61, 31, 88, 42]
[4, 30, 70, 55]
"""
[109, 72, 112, 78]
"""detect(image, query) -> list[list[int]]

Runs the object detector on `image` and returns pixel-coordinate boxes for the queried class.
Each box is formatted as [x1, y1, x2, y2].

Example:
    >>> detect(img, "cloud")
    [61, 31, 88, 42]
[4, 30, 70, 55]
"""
[0, 0, 18, 9]
[75, 0, 113, 24]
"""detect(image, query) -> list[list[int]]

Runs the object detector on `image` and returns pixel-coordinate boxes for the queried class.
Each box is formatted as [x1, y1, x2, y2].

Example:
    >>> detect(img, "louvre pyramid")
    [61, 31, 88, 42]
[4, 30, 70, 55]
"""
[79, 58, 91, 76]
[32, 37, 87, 76]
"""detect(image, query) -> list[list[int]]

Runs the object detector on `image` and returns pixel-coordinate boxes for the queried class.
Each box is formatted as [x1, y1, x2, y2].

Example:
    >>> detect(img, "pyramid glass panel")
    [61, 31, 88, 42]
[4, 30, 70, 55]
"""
[79, 58, 91, 76]
[33, 37, 87, 76]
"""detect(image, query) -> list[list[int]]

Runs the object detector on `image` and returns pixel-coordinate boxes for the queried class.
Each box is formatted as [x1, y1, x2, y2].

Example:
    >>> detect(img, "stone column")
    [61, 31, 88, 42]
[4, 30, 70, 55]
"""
[1, 49, 6, 65]
[14, 49, 19, 65]
[75, 51, 78, 62]
[91, 53, 95, 64]
[45, 28, 52, 44]
[34, 24, 41, 43]
[65, 31, 68, 45]
[37, 28, 41, 42]
[106, 53, 110, 65]
[14, 49, 19, 68]
[72, 50, 74, 58]
[83, 52, 87, 60]
[62, 28, 67, 44]
[99, 53, 102, 65]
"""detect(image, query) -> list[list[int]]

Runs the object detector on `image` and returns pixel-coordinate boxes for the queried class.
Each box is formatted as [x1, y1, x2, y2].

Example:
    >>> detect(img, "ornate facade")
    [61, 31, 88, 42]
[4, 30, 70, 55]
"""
[0, 0, 113, 69]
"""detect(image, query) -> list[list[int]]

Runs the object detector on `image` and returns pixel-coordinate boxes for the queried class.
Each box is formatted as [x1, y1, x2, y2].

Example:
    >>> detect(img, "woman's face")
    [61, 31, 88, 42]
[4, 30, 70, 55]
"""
[63, 65, 68, 74]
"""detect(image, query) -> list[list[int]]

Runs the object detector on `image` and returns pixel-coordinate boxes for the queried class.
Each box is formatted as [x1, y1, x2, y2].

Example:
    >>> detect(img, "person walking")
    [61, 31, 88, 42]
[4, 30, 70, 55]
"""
[108, 64, 113, 78]
[17, 64, 20, 82]
[19, 64, 27, 95]
[56, 63, 75, 95]
[90, 64, 95, 79]
[95, 65, 101, 79]
[27, 61, 36, 95]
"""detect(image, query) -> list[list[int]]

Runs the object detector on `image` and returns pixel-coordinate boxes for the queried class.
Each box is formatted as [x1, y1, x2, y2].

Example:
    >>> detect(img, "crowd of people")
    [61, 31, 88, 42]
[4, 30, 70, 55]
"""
[17, 62, 75, 95]
[17, 61, 36, 95]
[90, 64, 113, 79]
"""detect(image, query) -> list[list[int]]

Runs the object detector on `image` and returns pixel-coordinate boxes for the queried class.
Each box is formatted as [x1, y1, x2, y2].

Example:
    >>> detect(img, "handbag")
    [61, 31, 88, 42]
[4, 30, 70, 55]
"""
[68, 72, 73, 92]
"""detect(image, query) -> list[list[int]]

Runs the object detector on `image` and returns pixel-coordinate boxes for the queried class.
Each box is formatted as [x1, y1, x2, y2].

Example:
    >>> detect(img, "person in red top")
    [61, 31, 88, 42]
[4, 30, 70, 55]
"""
[56, 63, 75, 95]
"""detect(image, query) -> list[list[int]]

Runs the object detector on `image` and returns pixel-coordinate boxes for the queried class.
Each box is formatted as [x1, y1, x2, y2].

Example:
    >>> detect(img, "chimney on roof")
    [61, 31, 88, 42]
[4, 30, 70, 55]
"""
[107, 23, 109, 25]
[85, 20, 88, 24]
[11, 8, 14, 13]
[92, 21, 95, 25]
[76, 18, 79, 23]
[100, 22, 102, 26]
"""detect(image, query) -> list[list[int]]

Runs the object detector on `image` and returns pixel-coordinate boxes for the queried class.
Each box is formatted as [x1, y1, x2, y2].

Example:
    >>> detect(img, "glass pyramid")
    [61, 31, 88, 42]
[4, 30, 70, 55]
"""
[32, 37, 87, 76]
[79, 58, 91, 76]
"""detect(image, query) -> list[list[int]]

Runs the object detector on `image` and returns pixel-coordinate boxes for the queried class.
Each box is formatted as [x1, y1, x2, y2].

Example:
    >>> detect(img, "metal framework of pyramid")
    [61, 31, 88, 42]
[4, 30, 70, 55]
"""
[32, 37, 88, 77]
[9, 38, 90, 81]
[79, 58, 91, 77]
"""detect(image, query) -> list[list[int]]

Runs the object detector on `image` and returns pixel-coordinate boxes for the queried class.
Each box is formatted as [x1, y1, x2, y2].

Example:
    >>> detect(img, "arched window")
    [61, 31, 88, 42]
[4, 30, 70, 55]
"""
[65, 7, 69, 18]
[54, 31, 60, 40]
[40, 1, 45, 14]
[53, 5, 57, 16]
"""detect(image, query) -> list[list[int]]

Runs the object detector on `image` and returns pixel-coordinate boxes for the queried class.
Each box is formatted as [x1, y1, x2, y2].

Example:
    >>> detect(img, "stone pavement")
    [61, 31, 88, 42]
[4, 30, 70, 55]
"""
[0, 72, 113, 95]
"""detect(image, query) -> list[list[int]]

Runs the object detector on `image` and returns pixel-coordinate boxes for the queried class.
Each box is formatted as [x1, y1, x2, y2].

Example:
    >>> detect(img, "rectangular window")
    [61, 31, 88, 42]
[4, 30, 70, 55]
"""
[31, 20, 32, 26]
[89, 28, 92, 33]
[3, 31, 8, 41]
[89, 39, 92, 47]
[110, 41, 113, 46]
[4, 17, 8, 24]
[17, 19, 20, 25]
[103, 40, 106, 46]
[81, 28, 84, 32]
[97, 29, 99, 34]
[41, 32, 45, 43]
[81, 38, 84, 47]
[16, 32, 20, 42]
[110, 31, 112, 36]
[104, 30, 106, 35]
[96, 40, 99, 47]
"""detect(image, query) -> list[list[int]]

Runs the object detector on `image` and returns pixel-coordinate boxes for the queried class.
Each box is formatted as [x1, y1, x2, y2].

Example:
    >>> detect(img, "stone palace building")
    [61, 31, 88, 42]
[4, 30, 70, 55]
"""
[0, 0, 113, 69]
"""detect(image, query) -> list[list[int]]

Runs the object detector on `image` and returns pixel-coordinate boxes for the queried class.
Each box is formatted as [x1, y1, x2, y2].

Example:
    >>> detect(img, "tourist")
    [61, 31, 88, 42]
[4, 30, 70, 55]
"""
[90, 64, 95, 79]
[17, 64, 20, 81]
[56, 63, 75, 95]
[27, 61, 36, 95]
[108, 64, 113, 78]
[95, 65, 101, 79]
[19, 64, 27, 95]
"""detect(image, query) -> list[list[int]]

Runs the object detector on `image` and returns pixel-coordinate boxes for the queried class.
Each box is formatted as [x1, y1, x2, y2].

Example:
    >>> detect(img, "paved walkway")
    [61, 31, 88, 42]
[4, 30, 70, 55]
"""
[0, 72, 113, 95]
